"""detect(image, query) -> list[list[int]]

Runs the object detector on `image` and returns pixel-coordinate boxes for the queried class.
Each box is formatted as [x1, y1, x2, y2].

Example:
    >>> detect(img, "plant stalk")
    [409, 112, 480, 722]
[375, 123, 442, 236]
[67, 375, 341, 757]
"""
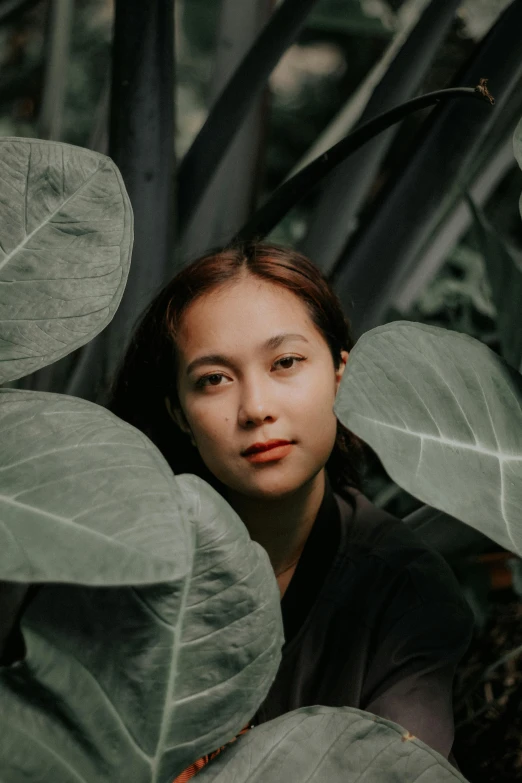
[234, 86, 494, 243]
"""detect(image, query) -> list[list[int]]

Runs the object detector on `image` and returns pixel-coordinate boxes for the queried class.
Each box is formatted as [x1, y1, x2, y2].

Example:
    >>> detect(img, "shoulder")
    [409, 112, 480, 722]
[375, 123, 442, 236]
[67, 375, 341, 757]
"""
[331, 488, 474, 638]
[334, 487, 465, 588]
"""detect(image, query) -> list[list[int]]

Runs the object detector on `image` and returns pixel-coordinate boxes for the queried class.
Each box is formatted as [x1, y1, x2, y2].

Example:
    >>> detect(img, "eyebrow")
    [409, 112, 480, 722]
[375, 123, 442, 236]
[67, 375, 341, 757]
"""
[185, 333, 310, 376]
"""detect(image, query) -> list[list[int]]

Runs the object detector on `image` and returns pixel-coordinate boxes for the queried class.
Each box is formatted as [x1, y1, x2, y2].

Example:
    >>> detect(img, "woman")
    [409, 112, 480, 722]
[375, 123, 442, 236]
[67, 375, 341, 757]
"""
[107, 242, 474, 776]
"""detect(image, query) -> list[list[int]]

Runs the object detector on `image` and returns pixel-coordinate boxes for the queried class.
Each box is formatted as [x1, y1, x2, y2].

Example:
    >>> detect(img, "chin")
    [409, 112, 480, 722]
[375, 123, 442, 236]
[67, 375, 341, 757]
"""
[232, 468, 320, 501]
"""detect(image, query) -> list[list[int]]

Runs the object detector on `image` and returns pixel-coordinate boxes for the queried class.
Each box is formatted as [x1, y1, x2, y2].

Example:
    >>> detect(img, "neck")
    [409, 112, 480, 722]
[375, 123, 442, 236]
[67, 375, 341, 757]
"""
[225, 469, 326, 577]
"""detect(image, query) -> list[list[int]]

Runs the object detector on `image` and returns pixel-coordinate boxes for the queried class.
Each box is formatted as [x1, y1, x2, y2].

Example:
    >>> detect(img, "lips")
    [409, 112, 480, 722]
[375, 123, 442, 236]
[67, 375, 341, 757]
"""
[242, 439, 293, 456]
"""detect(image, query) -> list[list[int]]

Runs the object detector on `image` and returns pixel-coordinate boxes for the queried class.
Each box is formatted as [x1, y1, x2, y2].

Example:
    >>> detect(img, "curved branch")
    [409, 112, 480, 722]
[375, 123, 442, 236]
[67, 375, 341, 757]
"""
[233, 86, 494, 243]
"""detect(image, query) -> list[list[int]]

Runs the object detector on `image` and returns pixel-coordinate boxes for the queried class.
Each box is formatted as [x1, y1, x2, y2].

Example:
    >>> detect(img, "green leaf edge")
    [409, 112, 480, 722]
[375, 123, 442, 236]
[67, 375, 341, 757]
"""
[0, 137, 134, 385]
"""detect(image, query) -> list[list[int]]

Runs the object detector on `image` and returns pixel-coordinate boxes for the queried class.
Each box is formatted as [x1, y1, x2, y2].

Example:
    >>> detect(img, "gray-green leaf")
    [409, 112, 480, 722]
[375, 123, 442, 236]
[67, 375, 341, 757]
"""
[0, 474, 283, 782]
[195, 706, 469, 782]
[0, 388, 192, 585]
[334, 321, 522, 555]
[0, 137, 133, 385]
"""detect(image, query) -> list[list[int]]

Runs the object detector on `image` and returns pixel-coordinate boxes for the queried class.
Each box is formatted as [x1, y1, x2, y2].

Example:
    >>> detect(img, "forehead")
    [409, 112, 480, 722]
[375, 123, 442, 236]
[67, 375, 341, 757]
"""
[176, 276, 320, 355]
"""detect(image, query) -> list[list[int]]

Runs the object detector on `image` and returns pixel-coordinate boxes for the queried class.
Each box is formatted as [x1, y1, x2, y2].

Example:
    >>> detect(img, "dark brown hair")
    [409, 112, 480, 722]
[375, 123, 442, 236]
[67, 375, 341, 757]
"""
[106, 242, 367, 507]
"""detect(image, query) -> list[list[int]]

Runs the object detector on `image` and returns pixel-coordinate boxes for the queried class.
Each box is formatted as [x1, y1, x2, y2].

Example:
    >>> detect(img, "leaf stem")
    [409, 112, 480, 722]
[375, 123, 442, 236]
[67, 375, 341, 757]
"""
[234, 86, 494, 243]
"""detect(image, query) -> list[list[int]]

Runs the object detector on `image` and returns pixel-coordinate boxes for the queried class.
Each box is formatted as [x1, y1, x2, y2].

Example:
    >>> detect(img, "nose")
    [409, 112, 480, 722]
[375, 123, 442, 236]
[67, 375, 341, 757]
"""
[238, 375, 276, 428]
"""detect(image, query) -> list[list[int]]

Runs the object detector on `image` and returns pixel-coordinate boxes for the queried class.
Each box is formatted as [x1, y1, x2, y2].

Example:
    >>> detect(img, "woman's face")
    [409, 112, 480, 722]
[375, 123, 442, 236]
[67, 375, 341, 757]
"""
[172, 273, 348, 500]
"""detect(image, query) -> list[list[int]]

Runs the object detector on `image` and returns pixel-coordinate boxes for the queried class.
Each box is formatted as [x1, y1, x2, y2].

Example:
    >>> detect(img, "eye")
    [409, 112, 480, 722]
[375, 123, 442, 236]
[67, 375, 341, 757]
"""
[273, 355, 306, 371]
[195, 372, 228, 389]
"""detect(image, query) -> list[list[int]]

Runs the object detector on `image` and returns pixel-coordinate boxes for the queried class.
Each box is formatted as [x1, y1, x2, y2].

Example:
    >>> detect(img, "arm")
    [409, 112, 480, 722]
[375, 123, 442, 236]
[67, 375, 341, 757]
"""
[361, 598, 473, 760]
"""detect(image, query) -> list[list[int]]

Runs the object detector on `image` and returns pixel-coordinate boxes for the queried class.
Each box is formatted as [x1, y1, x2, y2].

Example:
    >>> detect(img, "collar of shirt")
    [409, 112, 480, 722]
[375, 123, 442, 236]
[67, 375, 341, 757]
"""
[280, 471, 341, 646]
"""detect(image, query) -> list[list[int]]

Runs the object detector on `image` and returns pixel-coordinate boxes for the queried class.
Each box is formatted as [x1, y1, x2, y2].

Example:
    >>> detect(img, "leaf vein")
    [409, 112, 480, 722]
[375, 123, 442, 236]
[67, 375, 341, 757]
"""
[0, 716, 90, 783]
[0, 162, 101, 274]
[355, 416, 522, 462]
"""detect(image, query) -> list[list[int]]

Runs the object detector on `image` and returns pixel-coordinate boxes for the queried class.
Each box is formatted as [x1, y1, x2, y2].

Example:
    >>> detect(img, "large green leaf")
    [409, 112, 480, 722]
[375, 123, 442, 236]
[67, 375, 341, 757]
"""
[0, 138, 133, 385]
[15, 3, 175, 403]
[465, 192, 522, 373]
[334, 321, 522, 555]
[0, 388, 192, 585]
[0, 474, 283, 781]
[195, 706, 468, 782]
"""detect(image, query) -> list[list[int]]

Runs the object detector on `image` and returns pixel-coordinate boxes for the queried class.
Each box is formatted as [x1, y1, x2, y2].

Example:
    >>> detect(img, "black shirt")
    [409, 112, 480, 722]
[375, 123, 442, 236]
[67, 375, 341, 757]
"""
[252, 473, 474, 761]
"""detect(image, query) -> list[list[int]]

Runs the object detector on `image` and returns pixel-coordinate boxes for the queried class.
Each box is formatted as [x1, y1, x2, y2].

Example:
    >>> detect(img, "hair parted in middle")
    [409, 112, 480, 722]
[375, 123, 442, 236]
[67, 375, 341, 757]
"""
[106, 241, 368, 506]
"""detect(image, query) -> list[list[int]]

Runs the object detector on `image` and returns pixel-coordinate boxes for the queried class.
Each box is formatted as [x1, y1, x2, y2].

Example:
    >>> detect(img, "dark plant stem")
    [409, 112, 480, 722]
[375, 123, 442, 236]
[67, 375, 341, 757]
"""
[64, 0, 176, 402]
[107, 0, 176, 313]
[234, 87, 494, 244]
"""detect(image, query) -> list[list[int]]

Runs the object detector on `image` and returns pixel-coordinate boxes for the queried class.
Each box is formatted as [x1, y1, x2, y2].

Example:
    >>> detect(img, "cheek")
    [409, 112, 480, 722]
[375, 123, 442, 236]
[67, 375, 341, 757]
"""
[295, 373, 337, 420]
[186, 400, 230, 447]
[290, 377, 338, 449]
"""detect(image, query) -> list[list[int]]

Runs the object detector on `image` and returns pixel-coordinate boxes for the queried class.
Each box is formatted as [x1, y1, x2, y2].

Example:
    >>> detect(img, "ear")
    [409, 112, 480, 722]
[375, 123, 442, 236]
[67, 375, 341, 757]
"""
[164, 396, 195, 443]
[334, 350, 349, 392]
